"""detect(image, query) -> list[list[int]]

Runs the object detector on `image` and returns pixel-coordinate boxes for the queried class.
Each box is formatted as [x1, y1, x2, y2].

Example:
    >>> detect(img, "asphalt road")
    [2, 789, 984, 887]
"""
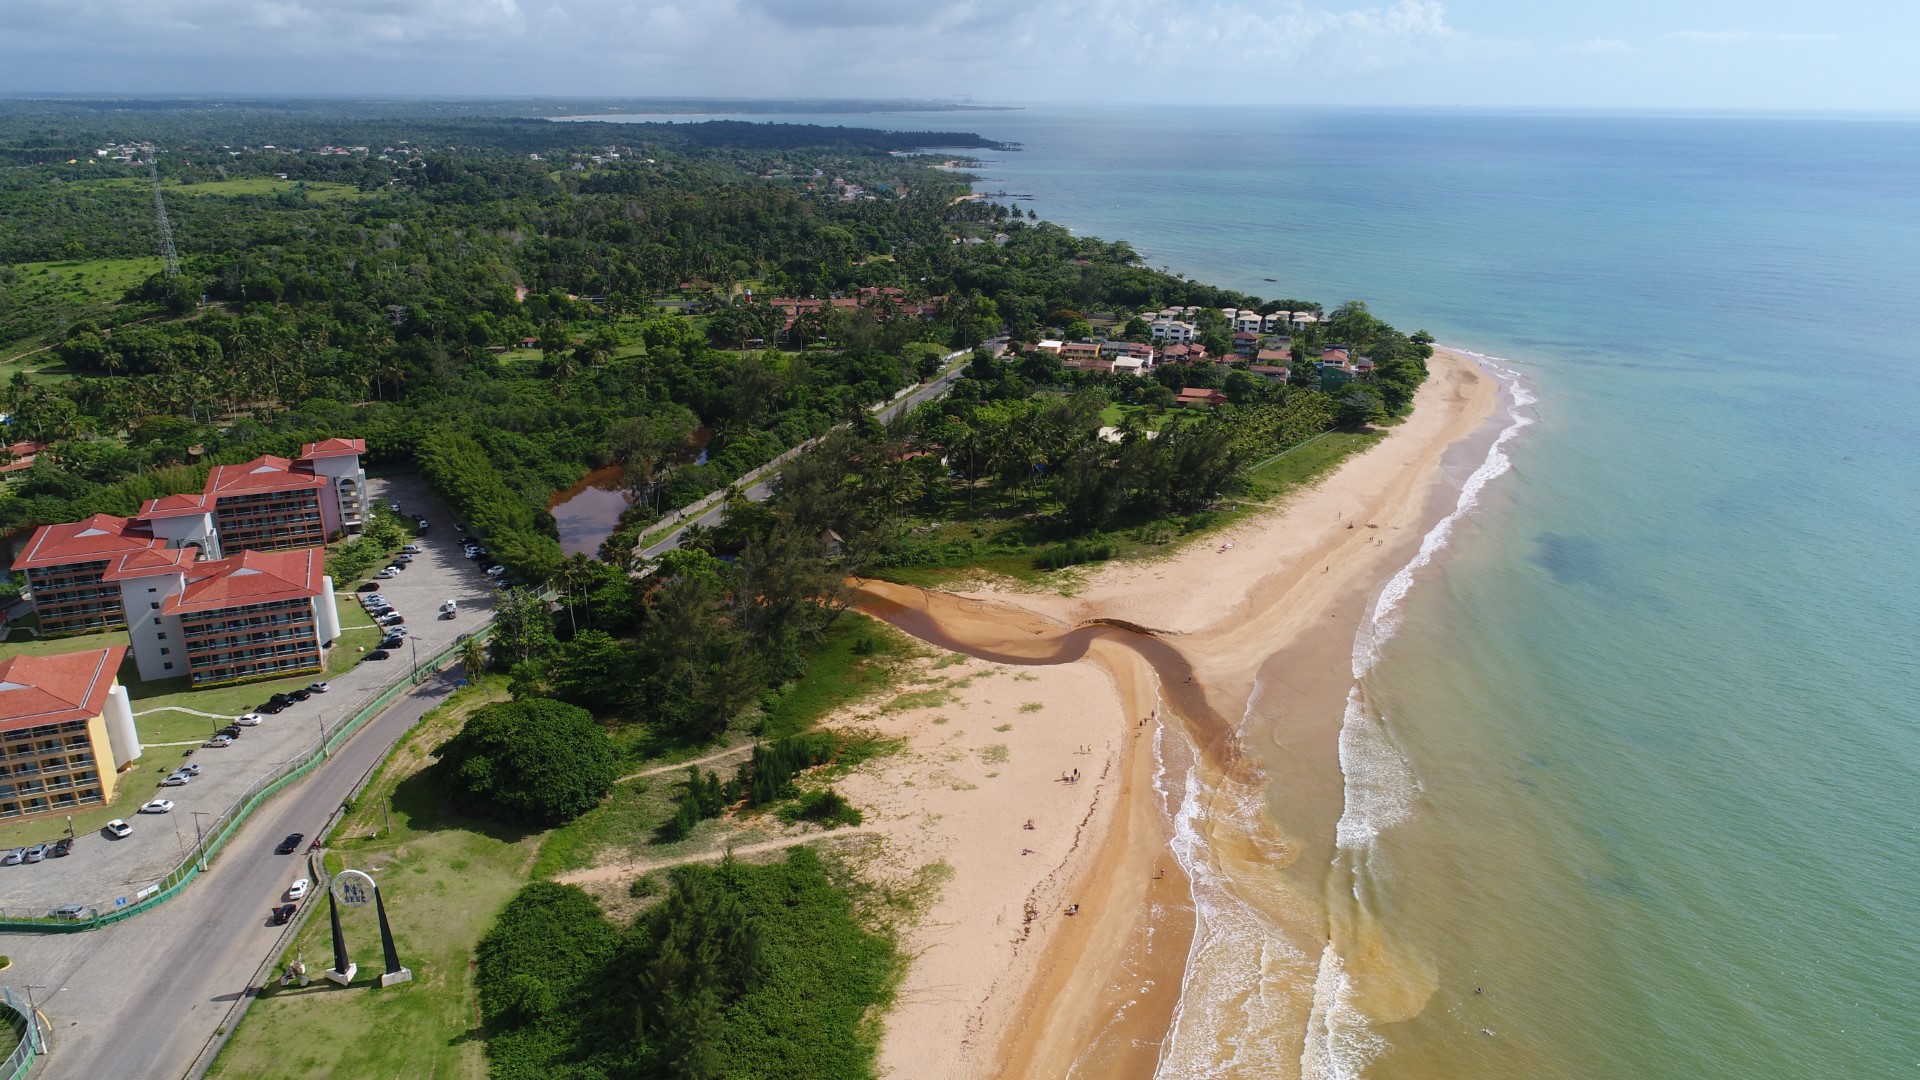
[2, 668, 461, 1080]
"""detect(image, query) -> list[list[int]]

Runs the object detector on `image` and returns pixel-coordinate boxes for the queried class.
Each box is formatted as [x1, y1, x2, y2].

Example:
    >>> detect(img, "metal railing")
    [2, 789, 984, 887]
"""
[0, 624, 494, 932]
[0, 988, 36, 1080]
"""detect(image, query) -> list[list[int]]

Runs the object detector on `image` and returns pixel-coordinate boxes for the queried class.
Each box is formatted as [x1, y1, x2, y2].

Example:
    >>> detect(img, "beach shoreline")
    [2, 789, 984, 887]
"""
[855, 346, 1502, 1077]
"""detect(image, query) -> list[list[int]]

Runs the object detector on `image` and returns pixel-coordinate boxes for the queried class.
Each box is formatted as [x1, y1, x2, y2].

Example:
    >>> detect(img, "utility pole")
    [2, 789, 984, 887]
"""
[149, 158, 180, 277]
[191, 811, 210, 872]
[23, 985, 46, 1054]
[409, 636, 420, 685]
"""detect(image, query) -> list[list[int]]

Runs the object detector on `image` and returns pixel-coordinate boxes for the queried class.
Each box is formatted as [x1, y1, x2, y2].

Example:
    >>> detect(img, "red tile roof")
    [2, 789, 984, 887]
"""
[205, 456, 327, 498]
[100, 547, 199, 582]
[0, 440, 47, 475]
[0, 647, 126, 731]
[167, 549, 324, 615]
[12, 514, 159, 570]
[298, 437, 366, 460]
[139, 492, 214, 519]
[1177, 388, 1228, 405]
[1256, 349, 1291, 363]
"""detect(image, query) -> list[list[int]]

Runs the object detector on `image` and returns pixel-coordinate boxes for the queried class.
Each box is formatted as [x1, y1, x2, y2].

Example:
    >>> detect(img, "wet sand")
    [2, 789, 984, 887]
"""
[858, 348, 1501, 1077]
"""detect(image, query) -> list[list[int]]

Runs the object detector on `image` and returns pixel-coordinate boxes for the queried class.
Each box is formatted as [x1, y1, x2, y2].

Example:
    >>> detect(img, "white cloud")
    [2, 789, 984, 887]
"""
[0, 0, 1479, 99]
[1573, 38, 1630, 55]
[1661, 29, 1840, 45]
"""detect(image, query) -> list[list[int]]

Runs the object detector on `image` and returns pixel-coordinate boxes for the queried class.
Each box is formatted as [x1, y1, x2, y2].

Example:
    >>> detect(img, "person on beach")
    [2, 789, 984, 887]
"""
[1024, 819, 1034, 830]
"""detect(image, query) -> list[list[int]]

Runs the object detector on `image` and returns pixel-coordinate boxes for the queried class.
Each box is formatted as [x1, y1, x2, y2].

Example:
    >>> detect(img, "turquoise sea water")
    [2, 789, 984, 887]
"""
[607, 107, 1920, 1075]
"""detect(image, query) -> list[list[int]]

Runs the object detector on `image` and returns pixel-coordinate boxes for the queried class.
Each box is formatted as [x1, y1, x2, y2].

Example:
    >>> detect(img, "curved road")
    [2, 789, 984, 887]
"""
[2, 669, 462, 1080]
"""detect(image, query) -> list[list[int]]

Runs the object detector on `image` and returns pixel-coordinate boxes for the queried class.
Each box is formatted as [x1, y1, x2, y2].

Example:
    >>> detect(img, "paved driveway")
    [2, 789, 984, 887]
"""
[0, 476, 495, 917]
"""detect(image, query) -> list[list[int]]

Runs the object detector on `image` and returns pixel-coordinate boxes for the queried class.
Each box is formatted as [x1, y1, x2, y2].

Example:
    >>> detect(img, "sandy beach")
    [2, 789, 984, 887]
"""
[851, 347, 1501, 1077]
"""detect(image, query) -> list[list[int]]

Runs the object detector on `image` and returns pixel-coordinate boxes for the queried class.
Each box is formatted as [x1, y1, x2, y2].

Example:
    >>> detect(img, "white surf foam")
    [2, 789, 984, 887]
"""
[1304, 355, 1534, 1078]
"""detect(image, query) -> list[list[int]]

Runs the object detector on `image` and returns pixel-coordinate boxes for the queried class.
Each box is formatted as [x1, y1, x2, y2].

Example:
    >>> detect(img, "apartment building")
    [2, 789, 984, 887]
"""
[12, 515, 170, 637]
[168, 549, 338, 687]
[0, 646, 141, 823]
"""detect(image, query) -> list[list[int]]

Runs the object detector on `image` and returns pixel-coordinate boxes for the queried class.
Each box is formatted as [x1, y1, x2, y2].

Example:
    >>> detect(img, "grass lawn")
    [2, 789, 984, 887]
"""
[1097, 402, 1199, 431]
[208, 679, 529, 1080]
[122, 598, 385, 726]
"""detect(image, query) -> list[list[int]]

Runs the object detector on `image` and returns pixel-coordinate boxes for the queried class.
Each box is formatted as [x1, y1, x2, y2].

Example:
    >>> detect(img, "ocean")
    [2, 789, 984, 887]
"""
[597, 106, 1920, 1076]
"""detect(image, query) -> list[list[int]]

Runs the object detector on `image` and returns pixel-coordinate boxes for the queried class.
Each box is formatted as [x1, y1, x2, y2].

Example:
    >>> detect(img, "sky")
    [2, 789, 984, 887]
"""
[4, 0, 1918, 110]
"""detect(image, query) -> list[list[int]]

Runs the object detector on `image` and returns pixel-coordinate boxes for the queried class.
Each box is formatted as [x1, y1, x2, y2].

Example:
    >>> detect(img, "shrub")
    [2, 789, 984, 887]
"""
[433, 697, 620, 826]
[781, 787, 863, 828]
[1035, 538, 1115, 570]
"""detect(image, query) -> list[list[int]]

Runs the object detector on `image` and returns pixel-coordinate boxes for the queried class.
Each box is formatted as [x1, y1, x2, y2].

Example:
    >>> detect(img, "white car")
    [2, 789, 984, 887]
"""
[235, 713, 263, 726]
[401, 543, 423, 554]
[376, 568, 400, 579]
[162, 772, 192, 786]
[105, 819, 132, 839]
[140, 798, 175, 814]
[286, 878, 310, 901]
[485, 565, 507, 577]
[308, 681, 330, 694]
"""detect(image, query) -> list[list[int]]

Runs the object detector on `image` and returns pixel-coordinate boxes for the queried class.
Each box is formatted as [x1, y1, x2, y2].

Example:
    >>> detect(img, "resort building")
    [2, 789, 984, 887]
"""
[1151, 319, 1198, 344]
[0, 646, 140, 823]
[12, 515, 173, 637]
[165, 549, 338, 687]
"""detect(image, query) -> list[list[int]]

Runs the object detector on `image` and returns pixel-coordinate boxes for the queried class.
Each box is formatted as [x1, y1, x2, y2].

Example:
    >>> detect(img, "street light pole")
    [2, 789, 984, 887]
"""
[191, 810, 210, 872]
[409, 636, 419, 684]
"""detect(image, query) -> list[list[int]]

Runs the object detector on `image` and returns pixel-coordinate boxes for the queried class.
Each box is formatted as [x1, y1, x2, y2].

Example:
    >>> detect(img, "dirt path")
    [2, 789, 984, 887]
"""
[615, 744, 753, 785]
[552, 827, 876, 886]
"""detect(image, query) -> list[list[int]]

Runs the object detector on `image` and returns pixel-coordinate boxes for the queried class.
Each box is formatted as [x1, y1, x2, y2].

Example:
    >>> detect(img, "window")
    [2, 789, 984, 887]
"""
[148, 586, 157, 593]
[157, 632, 167, 641]
[159, 648, 170, 656]
[163, 662, 174, 671]
[150, 602, 160, 610]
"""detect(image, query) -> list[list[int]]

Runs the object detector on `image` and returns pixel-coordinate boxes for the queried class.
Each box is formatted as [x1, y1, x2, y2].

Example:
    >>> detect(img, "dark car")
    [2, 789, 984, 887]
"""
[260, 701, 287, 715]
[217, 724, 242, 738]
[289, 689, 312, 702]
[269, 693, 294, 706]
[356, 581, 380, 592]
[367, 649, 391, 661]
[270, 903, 297, 925]
[50, 838, 72, 858]
[276, 832, 305, 855]
[379, 636, 405, 650]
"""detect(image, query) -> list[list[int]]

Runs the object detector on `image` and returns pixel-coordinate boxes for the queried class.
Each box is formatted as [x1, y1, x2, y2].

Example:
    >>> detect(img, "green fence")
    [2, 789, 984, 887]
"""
[0, 625, 494, 933]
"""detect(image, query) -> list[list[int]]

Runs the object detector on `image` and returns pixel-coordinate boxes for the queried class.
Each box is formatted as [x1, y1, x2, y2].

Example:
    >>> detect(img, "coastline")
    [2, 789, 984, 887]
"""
[856, 347, 1504, 1077]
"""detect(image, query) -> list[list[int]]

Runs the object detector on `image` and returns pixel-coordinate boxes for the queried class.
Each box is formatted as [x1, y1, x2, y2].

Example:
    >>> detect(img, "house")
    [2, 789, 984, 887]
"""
[1112, 357, 1151, 376]
[1150, 319, 1198, 344]
[1161, 344, 1193, 362]
[1250, 364, 1291, 382]
[1033, 340, 1064, 354]
[1232, 331, 1261, 358]
[0, 646, 140, 823]
[1225, 309, 1264, 334]
[1058, 342, 1102, 365]
[0, 440, 47, 475]
[1256, 348, 1292, 366]
[1177, 387, 1228, 407]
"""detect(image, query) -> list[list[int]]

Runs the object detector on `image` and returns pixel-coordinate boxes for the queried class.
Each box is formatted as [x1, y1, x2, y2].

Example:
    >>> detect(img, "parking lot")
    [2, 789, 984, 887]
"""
[0, 474, 499, 916]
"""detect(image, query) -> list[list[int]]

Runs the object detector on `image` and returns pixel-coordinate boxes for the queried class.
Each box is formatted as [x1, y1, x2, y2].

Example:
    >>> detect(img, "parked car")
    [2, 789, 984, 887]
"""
[217, 723, 243, 738]
[141, 798, 175, 814]
[414, 518, 430, 530]
[440, 599, 458, 619]
[104, 820, 132, 839]
[289, 689, 312, 702]
[204, 734, 235, 748]
[270, 903, 297, 925]
[378, 636, 404, 651]
[361, 592, 390, 604]
[389, 501, 403, 513]
[384, 626, 409, 638]
[366, 650, 391, 661]
[235, 712, 263, 726]
[378, 613, 405, 626]
[394, 553, 415, 565]
[270, 692, 294, 705]
[50, 838, 72, 858]
[23, 843, 48, 863]
[376, 568, 399, 579]
[484, 564, 507, 577]
[260, 701, 288, 715]
[364, 602, 393, 616]
[402, 543, 424, 555]
[50, 904, 88, 921]
[286, 878, 310, 901]
[356, 581, 381, 592]
[2, 848, 25, 865]
[163, 772, 193, 785]
[177, 763, 202, 777]
[308, 681, 330, 694]
[276, 832, 305, 854]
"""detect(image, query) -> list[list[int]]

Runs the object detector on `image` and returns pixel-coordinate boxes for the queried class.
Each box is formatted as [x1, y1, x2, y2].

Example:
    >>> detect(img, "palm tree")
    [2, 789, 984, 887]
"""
[460, 636, 488, 683]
